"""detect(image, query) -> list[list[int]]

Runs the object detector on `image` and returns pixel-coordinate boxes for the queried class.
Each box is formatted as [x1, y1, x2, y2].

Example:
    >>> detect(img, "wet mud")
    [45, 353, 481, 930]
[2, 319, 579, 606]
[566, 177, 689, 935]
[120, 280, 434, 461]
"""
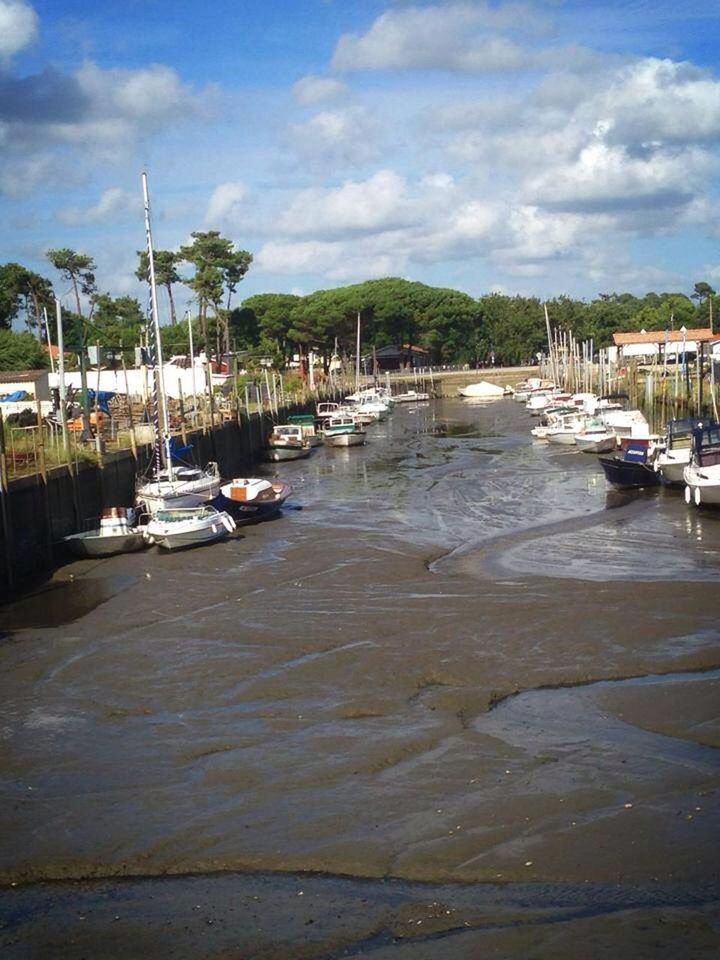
[1, 398, 719, 957]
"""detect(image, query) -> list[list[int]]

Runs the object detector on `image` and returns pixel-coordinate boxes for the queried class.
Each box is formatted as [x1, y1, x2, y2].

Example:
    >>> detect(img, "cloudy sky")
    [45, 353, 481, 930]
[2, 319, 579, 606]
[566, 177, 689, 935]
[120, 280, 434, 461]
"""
[2, 0, 719, 317]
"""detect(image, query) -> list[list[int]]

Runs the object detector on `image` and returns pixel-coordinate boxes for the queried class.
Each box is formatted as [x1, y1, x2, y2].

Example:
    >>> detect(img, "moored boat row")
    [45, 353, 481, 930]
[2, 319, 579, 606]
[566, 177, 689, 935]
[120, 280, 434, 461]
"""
[519, 386, 720, 505]
[62, 384, 397, 557]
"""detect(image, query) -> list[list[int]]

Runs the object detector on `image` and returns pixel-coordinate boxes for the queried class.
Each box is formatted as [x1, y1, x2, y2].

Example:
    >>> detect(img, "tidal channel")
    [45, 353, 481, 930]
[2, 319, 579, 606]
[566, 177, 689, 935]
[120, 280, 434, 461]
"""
[1, 397, 719, 958]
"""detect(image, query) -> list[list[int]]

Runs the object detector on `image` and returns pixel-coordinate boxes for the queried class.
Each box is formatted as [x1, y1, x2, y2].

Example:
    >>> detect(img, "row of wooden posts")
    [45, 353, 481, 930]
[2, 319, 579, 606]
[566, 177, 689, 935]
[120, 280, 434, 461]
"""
[542, 313, 720, 429]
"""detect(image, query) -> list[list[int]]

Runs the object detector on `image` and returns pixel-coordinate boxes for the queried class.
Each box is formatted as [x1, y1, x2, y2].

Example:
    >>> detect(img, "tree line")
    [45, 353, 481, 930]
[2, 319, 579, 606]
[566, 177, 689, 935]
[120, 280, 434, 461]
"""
[0, 237, 716, 372]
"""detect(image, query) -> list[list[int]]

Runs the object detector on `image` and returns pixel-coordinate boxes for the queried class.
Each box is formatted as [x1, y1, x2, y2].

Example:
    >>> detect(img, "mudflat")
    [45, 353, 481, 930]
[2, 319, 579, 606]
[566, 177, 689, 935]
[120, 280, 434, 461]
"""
[1, 398, 718, 958]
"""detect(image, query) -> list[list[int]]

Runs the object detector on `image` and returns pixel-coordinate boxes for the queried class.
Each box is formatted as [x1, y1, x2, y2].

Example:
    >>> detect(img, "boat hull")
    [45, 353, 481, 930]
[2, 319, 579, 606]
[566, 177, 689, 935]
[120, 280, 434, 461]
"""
[683, 464, 720, 505]
[324, 431, 366, 447]
[656, 451, 690, 486]
[598, 455, 661, 489]
[458, 382, 504, 399]
[214, 479, 292, 523]
[546, 431, 578, 446]
[266, 444, 311, 461]
[64, 531, 146, 558]
[144, 508, 235, 550]
[575, 433, 617, 453]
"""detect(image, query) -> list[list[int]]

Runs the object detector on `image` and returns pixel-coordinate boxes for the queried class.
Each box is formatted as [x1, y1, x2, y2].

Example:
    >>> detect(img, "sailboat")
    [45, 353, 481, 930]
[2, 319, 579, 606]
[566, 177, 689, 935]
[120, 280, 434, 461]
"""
[134, 172, 231, 546]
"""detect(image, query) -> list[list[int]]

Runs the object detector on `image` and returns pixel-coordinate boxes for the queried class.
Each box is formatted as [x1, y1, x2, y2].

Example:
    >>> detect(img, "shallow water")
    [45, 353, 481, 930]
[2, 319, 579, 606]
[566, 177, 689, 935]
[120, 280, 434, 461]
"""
[1, 397, 719, 957]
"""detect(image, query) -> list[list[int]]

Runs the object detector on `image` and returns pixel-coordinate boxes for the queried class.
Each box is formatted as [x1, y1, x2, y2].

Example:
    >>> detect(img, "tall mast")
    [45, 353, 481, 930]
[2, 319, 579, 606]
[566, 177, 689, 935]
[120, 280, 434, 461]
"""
[141, 172, 170, 470]
[355, 309, 362, 390]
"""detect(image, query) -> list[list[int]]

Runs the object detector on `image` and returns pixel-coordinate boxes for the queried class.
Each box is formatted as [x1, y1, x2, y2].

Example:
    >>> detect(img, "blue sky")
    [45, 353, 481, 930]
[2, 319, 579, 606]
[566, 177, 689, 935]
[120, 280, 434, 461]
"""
[2, 0, 719, 321]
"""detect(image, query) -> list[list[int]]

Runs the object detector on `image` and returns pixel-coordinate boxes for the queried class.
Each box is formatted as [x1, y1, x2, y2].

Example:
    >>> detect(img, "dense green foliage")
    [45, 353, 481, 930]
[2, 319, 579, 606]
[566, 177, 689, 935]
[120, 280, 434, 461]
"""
[135, 250, 181, 326]
[46, 248, 96, 317]
[0, 263, 54, 334]
[0, 329, 49, 370]
[236, 280, 718, 367]
[1, 246, 718, 370]
[175, 232, 253, 356]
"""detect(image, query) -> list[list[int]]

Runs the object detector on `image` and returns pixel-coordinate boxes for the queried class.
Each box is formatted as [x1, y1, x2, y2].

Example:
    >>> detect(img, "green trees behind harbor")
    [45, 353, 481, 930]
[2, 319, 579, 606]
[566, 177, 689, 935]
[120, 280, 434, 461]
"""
[234, 281, 719, 368]
[1, 245, 718, 371]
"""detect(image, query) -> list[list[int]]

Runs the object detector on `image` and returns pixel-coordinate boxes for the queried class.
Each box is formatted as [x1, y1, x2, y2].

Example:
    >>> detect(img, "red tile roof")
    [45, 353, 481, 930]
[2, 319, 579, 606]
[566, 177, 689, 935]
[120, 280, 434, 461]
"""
[613, 328, 714, 345]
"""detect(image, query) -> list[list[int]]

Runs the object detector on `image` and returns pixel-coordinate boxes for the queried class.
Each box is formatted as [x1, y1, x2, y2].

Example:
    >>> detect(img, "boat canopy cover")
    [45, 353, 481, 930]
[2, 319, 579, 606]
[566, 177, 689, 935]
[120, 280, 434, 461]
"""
[168, 436, 194, 461]
[668, 416, 704, 438]
[287, 414, 315, 425]
[692, 423, 720, 452]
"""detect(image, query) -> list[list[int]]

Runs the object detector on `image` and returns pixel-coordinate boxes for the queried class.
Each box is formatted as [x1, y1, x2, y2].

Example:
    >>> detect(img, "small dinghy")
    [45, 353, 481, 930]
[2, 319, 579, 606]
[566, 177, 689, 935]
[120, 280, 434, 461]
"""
[214, 478, 292, 523]
[64, 507, 146, 558]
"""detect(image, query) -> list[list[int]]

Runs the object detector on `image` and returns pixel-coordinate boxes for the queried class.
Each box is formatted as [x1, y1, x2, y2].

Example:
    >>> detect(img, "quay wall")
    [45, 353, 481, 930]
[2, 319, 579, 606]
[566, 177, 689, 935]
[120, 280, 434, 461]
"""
[0, 407, 301, 602]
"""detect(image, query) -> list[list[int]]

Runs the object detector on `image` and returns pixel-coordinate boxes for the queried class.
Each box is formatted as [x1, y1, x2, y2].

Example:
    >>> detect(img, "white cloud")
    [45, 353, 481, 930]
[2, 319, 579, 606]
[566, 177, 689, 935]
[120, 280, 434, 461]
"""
[332, 2, 545, 73]
[289, 106, 381, 167]
[277, 170, 412, 237]
[204, 182, 248, 229]
[293, 75, 348, 105]
[585, 58, 720, 147]
[0, 0, 38, 63]
[525, 141, 708, 213]
[57, 187, 137, 225]
[256, 236, 410, 283]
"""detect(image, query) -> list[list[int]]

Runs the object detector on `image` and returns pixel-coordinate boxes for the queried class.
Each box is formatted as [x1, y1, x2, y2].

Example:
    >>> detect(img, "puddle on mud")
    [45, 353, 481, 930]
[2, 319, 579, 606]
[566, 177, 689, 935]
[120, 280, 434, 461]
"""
[430, 421, 497, 438]
[0, 575, 136, 631]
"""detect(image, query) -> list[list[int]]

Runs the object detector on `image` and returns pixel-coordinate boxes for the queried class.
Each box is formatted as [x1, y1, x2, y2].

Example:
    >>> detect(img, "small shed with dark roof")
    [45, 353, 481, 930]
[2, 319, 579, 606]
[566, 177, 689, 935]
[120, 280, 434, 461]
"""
[362, 343, 430, 371]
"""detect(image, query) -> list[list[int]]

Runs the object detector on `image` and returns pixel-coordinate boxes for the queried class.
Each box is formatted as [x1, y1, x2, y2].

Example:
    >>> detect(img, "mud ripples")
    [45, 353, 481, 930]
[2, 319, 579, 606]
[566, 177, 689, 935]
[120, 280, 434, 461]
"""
[1, 398, 720, 957]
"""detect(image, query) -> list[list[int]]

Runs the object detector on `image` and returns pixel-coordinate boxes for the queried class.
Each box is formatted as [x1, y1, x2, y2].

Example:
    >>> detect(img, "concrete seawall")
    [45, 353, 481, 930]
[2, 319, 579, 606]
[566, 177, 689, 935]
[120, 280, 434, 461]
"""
[0, 407, 301, 601]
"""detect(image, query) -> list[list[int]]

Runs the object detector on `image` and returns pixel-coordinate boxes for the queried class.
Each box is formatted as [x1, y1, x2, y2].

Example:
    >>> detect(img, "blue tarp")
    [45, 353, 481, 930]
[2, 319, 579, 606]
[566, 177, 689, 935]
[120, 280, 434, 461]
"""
[86, 390, 115, 415]
[0, 391, 27, 403]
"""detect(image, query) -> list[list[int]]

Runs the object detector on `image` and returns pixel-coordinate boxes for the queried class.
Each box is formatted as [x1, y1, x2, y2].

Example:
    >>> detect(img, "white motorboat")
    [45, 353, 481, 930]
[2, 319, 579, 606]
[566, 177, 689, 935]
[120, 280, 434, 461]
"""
[266, 424, 312, 461]
[392, 389, 430, 403]
[144, 505, 236, 550]
[136, 462, 221, 514]
[574, 418, 618, 453]
[63, 507, 146, 558]
[526, 391, 572, 414]
[683, 423, 720, 506]
[545, 412, 592, 445]
[322, 415, 366, 447]
[286, 414, 323, 446]
[600, 408, 650, 439]
[513, 378, 556, 402]
[655, 418, 702, 486]
[344, 386, 394, 407]
[530, 406, 579, 440]
[316, 401, 349, 422]
[458, 381, 505, 399]
[351, 397, 389, 420]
